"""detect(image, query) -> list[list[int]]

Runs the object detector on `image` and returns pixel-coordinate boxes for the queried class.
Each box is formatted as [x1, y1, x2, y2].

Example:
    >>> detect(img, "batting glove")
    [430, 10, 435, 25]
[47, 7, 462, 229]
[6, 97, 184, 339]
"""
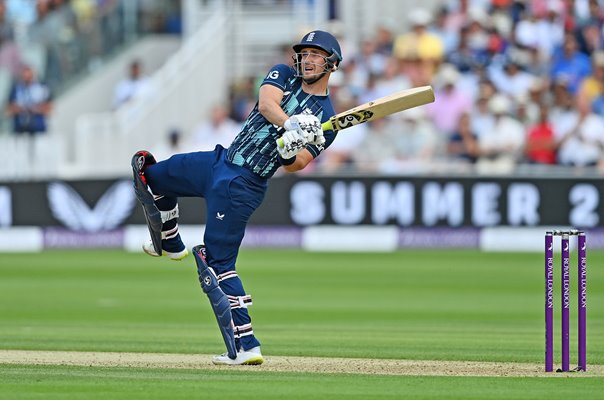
[284, 114, 325, 146]
[277, 129, 307, 160]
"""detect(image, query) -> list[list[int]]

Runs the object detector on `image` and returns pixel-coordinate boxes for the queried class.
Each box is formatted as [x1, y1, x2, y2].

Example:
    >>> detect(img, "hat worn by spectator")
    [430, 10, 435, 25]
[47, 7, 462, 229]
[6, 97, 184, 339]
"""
[409, 8, 432, 27]
[489, 95, 511, 114]
[592, 51, 604, 67]
[438, 64, 460, 87]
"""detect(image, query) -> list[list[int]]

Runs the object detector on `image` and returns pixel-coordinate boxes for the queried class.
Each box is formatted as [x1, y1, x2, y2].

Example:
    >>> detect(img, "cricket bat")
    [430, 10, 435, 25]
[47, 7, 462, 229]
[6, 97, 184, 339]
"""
[276, 85, 435, 148]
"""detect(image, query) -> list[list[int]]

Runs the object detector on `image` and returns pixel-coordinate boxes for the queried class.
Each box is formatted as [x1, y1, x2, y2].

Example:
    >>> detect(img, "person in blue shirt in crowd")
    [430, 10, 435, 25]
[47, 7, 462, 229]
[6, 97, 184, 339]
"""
[131, 30, 342, 365]
[7, 64, 52, 135]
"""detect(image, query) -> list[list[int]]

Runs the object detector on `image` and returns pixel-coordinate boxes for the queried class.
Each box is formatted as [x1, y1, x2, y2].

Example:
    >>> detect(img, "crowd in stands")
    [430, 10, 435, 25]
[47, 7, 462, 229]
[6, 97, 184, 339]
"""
[225, 0, 604, 175]
[5, 0, 604, 176]
[0, 0, 180, 112]
[347, 0, 604, 174]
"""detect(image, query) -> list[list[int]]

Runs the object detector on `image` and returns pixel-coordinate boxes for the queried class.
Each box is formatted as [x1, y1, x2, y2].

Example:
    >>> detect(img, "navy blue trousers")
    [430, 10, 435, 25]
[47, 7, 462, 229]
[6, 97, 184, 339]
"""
[145, 145, 267, 350]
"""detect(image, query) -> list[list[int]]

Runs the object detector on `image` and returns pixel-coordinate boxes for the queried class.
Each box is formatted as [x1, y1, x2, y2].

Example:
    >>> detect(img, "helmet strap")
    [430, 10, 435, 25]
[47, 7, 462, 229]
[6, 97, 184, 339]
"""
[302, 71, 328, 84]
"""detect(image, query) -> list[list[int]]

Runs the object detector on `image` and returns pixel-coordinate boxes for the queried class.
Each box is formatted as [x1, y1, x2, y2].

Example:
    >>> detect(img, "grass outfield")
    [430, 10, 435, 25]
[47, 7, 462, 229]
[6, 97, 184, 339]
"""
[2, 365, 604, 400]
[0, 249, 603, 399]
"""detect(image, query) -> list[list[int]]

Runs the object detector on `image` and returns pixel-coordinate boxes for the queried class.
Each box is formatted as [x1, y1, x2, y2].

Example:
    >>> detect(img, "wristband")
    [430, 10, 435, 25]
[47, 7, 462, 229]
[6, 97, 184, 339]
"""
[277, 154, 296, 166]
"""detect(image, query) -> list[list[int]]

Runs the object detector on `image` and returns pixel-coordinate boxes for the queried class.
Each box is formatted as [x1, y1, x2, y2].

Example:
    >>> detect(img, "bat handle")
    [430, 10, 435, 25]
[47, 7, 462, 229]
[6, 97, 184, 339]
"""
[275, 120, 334, 149]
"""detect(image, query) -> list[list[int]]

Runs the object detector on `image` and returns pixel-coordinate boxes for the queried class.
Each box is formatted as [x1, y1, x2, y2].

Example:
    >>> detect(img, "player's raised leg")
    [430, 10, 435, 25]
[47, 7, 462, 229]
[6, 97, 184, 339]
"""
[131, 151, 188, 261]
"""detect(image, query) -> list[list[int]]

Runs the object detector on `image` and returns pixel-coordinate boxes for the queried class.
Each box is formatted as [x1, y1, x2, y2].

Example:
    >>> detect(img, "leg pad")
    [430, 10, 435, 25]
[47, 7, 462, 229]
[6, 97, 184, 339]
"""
[192, 244, 237, 360]
[131, 151, 162, 256]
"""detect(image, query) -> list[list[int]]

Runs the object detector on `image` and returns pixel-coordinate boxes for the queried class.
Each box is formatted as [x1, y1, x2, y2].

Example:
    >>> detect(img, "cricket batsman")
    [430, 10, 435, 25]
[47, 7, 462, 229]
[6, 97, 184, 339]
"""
[131, 30, 342, 365]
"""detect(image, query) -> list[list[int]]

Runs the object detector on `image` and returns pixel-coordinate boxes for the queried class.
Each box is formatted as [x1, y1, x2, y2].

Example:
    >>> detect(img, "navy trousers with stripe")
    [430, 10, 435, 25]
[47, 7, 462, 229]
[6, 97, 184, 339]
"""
[145, 145, 267, 350]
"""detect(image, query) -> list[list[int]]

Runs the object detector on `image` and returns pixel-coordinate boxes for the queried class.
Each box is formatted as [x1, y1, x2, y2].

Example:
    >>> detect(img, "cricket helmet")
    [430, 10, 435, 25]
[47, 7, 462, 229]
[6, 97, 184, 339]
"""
[293, 30, 343, 70]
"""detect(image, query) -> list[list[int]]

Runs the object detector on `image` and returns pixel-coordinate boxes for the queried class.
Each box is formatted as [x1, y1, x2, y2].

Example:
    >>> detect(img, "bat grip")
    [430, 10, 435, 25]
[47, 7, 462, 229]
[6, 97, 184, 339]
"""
[275, 120, 333, 149]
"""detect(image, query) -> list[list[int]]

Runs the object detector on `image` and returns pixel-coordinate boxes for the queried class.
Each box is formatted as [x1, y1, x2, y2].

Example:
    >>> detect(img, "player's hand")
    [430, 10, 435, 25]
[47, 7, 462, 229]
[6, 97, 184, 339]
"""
[277, 129, 307, 159]
[284, 114, 325, 146]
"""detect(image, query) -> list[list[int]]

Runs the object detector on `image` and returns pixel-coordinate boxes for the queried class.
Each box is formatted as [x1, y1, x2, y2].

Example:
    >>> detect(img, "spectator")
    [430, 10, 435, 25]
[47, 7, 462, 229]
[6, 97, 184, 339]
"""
[426, 64, 473, 137]
[112, 59, 152, 109]
[0, 0, 21, 77]
[317, 94, 368, 173]
[490, 0, 514, 37]
[28, 0, 70, 92]
[6, 64, 52, 135]
[443, 0, 470, 34]
[358, 73, 383, 105]
[455, 62, 484, 101]
[550, 79, 581, 156]
[367, 57, 410, 101]
[355, 38, 387, 77]
[464, 9, 491, 61]
[524, 46, 551, 78]
[577, 50, 604, 110]
[515, 94, 540, 128]
[190, 104, 240, 151]
[471, 95, 495, 139]
[527, 77, 546, 105]
[374, 24, 394, 56]
[6, 0, 37, 28]
[338, 57, 368, 98]
[431, 6, 460, 56]
[556, 101, 604, 167]
[525, 103, 557, 164]
[393, 8, 444, 77]
[318, 121, 369, 173]
[353, 109, 440, 174]
[475, 94, 525, 173]
[576, 22, 603, 55]
[448, 112, 479, 163]
[488, 59, 536, 98]
[448, 26, 487, 72]
[352, 118, 400, 173]
[0, 1, 13, 39]
[515, 10, 548, 54]
[550, 79, 576, 123]
[575, 0, 604, 28]
[591, 84, 604, 116]
[550, 34, 592, 94]
[388, 106, 441, 173]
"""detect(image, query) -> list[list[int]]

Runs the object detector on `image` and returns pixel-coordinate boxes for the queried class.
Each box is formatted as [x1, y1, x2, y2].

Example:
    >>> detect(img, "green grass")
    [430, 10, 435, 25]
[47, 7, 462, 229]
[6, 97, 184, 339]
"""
[1, 249, 603, 399]
[1, 365, 604, 400]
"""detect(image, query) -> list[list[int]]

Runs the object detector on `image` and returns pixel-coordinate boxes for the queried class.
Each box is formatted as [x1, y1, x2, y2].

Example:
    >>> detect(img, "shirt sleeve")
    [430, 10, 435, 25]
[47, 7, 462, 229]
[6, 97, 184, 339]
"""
[261, 64, 295, 91]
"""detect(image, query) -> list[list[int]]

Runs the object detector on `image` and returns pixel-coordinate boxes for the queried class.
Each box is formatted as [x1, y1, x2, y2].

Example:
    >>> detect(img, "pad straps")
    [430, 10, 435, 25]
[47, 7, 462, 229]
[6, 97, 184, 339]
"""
[234, 323, 254, 339]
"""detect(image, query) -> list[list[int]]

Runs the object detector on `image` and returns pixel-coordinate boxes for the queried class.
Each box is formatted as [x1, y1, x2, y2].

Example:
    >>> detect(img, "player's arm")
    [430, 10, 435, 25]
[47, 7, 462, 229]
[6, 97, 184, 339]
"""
[260, 78, 323, 142]
[280, 149, 314, 172]
[258, 84, 289, 127]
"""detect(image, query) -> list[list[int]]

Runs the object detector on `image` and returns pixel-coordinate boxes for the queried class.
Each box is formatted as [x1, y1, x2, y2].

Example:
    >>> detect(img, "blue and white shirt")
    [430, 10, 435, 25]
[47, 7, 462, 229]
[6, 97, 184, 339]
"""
[227, 64, 337, 178]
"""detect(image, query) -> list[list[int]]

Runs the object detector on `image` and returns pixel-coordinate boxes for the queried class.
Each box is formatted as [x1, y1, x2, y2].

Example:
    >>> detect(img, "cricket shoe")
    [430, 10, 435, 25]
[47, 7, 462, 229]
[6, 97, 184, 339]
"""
[212, 346, 264, 365]
[142, 239, 189, 261]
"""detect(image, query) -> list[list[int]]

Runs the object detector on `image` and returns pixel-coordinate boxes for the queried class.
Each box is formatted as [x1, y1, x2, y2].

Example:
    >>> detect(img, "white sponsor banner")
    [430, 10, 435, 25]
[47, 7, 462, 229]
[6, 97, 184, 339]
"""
[480, 227, 577, 252]
[0, 226, 601, 253]
[302, 226, 398, 252]
[0, 227, 44, 252]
